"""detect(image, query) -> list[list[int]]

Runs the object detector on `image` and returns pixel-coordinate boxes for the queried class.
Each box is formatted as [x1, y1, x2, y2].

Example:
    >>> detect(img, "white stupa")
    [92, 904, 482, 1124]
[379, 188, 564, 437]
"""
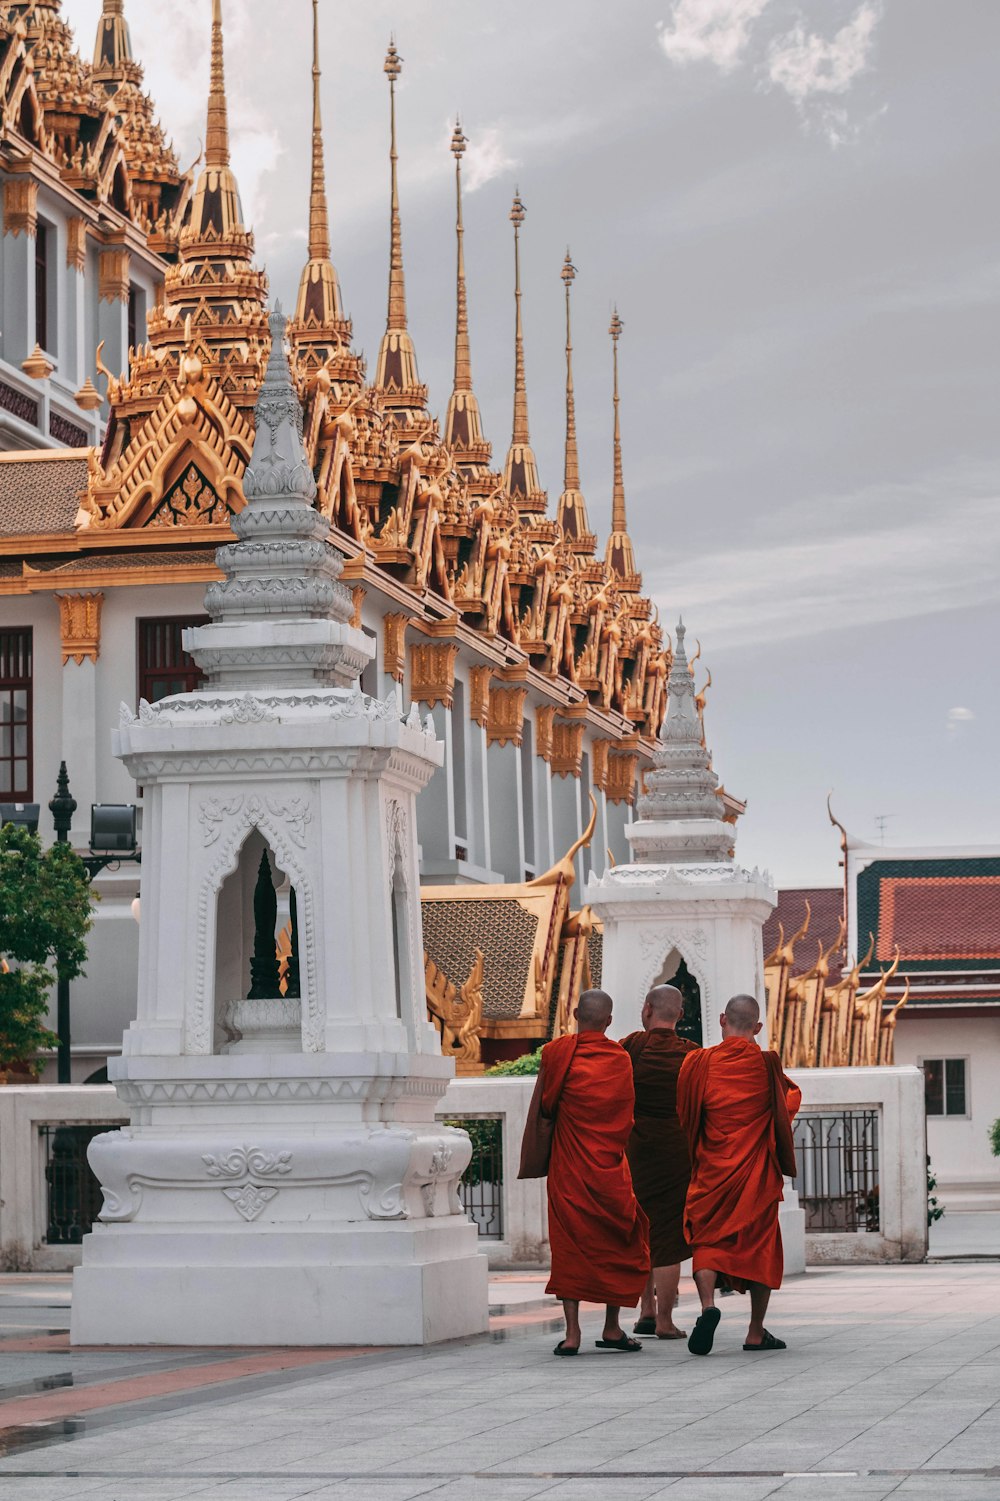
[71, 312, 488, 1347]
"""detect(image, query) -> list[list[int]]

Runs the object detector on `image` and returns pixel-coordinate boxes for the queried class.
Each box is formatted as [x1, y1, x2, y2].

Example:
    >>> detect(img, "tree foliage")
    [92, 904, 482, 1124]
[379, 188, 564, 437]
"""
[0, 824, 93, 1074]
[487, 1047, 543, 1077]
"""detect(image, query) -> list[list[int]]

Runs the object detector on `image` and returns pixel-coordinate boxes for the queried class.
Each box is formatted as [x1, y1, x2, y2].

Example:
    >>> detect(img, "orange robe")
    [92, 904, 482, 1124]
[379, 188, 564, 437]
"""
[620, 1029, 700, 1266]
[543, 1031, 650, 1306]
[677, 1036, 801, 1293]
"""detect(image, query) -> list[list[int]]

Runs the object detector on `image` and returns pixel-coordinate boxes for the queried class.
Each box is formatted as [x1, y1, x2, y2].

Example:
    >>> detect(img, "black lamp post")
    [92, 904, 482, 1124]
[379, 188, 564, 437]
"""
[48, 761, 77, 1084]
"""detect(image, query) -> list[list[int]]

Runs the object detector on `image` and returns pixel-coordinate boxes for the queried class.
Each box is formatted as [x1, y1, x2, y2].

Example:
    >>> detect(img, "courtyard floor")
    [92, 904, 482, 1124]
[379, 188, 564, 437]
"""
[0, 1262, 999, 1500]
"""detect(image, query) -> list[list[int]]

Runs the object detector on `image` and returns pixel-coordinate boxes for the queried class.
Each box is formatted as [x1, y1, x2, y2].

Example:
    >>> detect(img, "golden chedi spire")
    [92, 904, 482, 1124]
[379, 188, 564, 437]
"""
[503, 191, 546, 516]
[288, 0, 354, 382]
[604, 309, 641, 592]
[185, 0, 245, 240]
[91, 0, 136, 88]
[87, 0, 269, 529]
[556, 251, 595, 554]
[443, 119, 492, 477]
[90, 0, 183, 238]
[374, 40, 427, 420]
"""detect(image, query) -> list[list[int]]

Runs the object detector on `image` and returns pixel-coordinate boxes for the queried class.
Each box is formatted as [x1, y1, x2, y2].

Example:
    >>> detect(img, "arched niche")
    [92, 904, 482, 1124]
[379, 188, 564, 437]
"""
[653, 947, 705, 1047]
[213, 829, 295, 1054]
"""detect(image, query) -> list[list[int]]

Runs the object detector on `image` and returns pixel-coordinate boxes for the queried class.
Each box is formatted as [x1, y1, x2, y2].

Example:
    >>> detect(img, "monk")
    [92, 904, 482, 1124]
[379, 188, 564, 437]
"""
[621, 985, 699, 1340]
[677, 994, 801, 1356]
[539, 990, 650, 1356]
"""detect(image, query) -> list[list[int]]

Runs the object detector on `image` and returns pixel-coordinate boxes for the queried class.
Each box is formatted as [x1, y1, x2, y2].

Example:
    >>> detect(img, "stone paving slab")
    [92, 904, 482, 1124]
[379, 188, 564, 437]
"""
[0, 1266, 999, 1498]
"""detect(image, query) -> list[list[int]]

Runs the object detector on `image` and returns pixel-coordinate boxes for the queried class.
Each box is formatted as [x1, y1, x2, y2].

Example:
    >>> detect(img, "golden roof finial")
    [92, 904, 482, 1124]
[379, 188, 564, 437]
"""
[206, 0, 230, 170]
[307, 0, 330, 263]
[609, 308, 626, 536]
[561, 250, 579, 493]
[509, 190, 529, 447]
[451, 118, 472, 393]
[92, 0, 131, 82]
[604, 307, 640, 588]
[384, 38, 407, 332]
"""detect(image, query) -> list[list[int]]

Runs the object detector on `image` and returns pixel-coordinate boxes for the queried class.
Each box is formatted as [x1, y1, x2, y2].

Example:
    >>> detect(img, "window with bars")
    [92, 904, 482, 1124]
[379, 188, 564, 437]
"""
[0, 628, 32, 800]
[137, 617, 207, 705]
[923, 1058, 968, 1118]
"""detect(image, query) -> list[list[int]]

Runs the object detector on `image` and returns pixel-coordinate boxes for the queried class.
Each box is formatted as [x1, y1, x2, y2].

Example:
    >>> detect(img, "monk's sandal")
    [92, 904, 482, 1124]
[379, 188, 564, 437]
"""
[743, 1329, 786, 1351]
[687, 1306, 721, 1356]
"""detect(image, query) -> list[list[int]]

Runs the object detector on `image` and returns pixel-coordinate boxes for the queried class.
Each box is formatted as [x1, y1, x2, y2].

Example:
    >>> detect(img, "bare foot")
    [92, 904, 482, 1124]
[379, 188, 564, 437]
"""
[655, 1323, 688, 1339]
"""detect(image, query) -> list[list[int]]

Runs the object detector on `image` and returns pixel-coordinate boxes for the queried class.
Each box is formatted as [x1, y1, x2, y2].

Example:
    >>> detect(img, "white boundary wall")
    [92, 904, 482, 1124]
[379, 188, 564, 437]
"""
[0, 1067, 926, 1272]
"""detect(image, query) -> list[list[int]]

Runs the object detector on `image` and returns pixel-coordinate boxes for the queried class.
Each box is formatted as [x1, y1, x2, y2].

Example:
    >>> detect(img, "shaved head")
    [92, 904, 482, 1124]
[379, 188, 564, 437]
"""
[723, 994, 761, 1036]
[643, 985, 684, 1030]
[576, 989, 613, 1032]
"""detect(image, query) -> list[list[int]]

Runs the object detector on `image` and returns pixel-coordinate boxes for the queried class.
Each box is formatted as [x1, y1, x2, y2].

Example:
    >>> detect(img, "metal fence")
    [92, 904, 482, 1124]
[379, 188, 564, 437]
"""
[40, 1122, 125, 1245]
[442, 1115, 504, 1241]
[793, 1109, 880, 1233]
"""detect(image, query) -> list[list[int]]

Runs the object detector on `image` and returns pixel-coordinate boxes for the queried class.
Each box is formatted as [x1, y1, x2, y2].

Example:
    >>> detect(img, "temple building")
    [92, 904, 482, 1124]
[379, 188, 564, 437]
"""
[0, 1, 690, 1078]
[764, 821, 1000, 1217]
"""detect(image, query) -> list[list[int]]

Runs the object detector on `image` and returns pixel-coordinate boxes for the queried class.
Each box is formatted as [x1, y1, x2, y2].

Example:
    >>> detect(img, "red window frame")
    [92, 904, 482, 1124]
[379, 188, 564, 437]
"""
[0, 627, 33, 801]
[137, 616, 208, 706]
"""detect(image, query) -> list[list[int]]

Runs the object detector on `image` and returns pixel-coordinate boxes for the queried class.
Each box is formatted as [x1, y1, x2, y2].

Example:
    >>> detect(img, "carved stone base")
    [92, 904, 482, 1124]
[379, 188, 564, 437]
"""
[71, 1221, 487, 1346]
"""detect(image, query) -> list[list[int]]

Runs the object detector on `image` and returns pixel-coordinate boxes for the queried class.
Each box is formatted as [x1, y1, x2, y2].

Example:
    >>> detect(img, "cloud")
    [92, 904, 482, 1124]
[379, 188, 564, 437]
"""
[947, 707, 976, 736]
[766, 4, 880, 102]
[657, 0, 773, 73]
[644, 465, 1000, 651]
[656, 0, 884, 146]
[464, 127, 516, 192]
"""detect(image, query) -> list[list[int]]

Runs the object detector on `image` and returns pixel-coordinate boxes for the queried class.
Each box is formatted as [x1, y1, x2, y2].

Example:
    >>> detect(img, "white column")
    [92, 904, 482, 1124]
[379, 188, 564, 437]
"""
[62, 657, 98, 846]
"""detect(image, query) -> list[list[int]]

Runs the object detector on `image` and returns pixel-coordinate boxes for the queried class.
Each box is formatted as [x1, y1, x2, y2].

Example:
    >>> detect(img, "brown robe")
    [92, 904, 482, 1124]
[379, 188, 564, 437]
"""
[620, 1028, 700, 1267]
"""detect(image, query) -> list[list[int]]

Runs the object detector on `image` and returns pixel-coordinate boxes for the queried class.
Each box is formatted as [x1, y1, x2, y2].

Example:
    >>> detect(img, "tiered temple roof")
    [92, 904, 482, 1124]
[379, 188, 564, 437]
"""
[2, 0, 672, 739]
[0, 0, 189, 244]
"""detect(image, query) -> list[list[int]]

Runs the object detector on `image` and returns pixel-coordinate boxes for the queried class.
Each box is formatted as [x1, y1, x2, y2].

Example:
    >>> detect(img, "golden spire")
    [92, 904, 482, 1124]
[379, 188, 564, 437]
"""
[385, 40, 406, 332]
[502, 192, 545, 513]
[289, 0, 350, 378]
[374, 39, 426, 416]
[610, 309, 626, 535]
[510, 191, 529, 447]
[206, 0, 230, 170]
[556, 251, 593, 550]
[444, 120, 491, 473]
[452, 120, 472, 393]
[307, 0, 330, 263]
[186, 0, 247, 243]
[562, 252, 579, 493]
[92, 0, 133, 88]
[604, 308, 640, 590]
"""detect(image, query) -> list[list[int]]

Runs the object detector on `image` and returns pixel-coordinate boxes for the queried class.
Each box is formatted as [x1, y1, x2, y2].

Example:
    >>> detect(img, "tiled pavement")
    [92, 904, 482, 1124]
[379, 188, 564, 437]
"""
[0, 1264, 999, 1500]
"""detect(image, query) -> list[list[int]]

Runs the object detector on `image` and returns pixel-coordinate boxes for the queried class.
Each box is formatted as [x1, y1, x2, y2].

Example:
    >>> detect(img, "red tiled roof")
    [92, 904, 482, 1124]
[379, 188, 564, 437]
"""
[764, 887, 845, 980]
[876, 875, 1000, 962]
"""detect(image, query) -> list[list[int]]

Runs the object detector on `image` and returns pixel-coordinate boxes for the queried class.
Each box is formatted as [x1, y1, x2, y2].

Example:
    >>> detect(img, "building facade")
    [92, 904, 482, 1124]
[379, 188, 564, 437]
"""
[0, 2, 707, 1079]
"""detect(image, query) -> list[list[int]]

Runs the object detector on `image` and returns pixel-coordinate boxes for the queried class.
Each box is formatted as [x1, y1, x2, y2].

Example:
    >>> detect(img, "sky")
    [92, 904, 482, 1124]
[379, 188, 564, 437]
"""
[63, 0, 1000, 886]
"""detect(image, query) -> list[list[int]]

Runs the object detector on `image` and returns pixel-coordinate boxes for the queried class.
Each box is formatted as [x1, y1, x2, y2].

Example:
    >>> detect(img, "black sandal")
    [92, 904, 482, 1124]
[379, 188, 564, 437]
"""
[687, 1306, 721, 1356]
[632, 1316, 656, 1336]
[743, 1329, 786, 1351]
[553, 1339, 579, 1356]
[595, 1333, 643, 1352]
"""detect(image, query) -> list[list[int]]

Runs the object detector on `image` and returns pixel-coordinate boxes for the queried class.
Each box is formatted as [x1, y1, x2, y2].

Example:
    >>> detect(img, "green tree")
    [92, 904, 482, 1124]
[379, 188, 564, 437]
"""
[0, 824, 93, 1076]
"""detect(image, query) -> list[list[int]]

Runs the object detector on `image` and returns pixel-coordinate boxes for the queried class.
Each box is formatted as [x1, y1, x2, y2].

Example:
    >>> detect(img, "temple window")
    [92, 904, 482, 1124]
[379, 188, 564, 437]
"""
[137, 617, 208, 705]
[922, 1058, 968, 1117]
[34, 222, 50, 353]
[0, 628, 32, 800]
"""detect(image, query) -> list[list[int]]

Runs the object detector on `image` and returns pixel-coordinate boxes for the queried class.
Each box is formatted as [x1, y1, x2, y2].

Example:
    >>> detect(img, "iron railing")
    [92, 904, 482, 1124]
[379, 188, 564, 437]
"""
[792, 1109, 880, 1233]
[40, 1123, 125, 1244]
[442, 1116, 504, 1241]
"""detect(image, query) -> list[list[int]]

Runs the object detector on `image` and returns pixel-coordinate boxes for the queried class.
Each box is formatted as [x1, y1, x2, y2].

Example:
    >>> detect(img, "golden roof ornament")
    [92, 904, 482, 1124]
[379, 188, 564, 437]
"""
[374, 38, 426, 418]
[288, 0, 354, 382]
[604, 308, 641, 592]
[443, 117, 493, 480]
[556, 249, 595, 554]
[503, 191, 546, 516]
